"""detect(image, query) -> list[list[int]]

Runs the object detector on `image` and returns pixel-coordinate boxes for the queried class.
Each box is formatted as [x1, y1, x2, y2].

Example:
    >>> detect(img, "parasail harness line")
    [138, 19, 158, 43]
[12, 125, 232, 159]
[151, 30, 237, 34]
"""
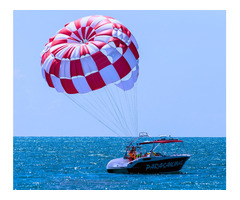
[117, 81, 138, 137]
[69, 92, 123, 135]
[127, 80, 138, 136]
[63, 93, 128, 143]
[89, 87, 129, 136]
[103, 85, 135, 137]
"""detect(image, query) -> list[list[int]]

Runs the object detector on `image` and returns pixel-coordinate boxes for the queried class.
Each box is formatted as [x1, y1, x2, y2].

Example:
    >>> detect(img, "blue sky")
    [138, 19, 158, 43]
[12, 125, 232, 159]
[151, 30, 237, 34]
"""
[13, 10, 226, 137]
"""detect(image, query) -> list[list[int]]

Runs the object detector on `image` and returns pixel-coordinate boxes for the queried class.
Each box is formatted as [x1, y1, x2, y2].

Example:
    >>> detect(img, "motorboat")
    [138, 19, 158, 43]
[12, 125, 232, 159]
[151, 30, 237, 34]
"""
[107, 132, 191, 173]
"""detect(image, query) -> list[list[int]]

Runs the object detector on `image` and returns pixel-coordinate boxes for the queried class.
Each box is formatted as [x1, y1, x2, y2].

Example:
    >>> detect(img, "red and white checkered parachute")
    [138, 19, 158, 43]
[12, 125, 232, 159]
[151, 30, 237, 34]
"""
[41, 15, 139, 136]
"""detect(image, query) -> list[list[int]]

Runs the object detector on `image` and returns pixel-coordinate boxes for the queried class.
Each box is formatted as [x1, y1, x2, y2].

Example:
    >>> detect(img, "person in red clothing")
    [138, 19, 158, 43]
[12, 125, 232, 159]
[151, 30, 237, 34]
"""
[129, 150, 133, 161]
[129, 146, 136, 161]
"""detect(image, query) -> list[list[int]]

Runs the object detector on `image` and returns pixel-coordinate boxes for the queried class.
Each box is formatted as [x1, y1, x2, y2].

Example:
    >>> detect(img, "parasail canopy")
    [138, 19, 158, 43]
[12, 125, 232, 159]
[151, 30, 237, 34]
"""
[41, 15, 139, 94]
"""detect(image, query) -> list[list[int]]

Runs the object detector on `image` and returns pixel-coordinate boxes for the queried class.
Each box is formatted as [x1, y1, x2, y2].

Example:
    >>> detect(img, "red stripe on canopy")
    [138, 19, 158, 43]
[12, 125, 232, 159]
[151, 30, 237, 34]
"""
[60, 79, 78, 94]
[59, 27, 72, 36]
[49, 59, 61, 77]
[45, 71, 54, 88]
[86, 72, 106, 91]
[113, 56, 131, 79]
[70, 59, 84, 77]
[129, 42, 139, 60]
[91, 51, 111, 71]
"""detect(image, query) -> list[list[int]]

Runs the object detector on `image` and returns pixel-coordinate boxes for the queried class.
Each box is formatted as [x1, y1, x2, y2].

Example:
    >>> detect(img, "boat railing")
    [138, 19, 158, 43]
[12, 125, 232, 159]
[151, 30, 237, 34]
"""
[139, 132, 149, 137]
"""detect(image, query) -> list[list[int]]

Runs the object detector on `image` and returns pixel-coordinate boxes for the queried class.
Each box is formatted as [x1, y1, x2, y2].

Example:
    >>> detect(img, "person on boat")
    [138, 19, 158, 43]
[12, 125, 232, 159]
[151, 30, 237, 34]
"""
[129, 147, 135, 161]
[132, 146, 136, 160]
[129, 150, 133, 161]
[129, 146, 137, 161]
[136, 151, 140, 159]
[136, 151, 141, 158]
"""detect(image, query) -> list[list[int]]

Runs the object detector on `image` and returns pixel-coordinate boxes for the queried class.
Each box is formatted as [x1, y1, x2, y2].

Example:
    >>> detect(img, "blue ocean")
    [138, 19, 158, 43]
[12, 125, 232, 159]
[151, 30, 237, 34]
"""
[13, 137, 226, 190]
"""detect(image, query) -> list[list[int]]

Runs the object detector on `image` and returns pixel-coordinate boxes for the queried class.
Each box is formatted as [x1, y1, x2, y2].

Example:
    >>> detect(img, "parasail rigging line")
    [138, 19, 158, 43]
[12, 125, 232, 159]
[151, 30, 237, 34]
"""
[90, 89, 129, 136]
[104, 85, 134, 137]
[121, 83, 137, 137]
[116, 81, 136, 137]
[64, 93, 128, 141]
